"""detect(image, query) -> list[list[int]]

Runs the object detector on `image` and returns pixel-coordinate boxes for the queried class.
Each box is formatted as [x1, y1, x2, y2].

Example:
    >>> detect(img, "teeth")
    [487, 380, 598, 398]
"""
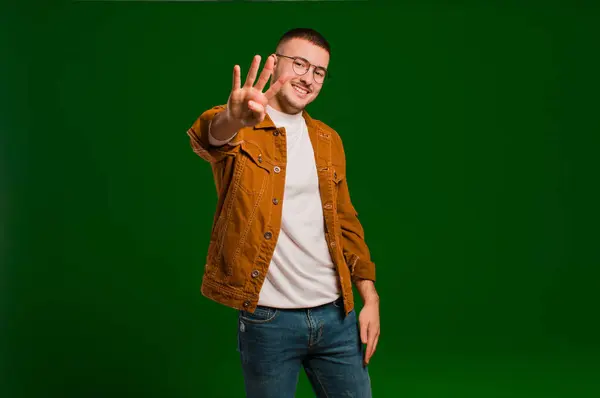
[293, 85, 308, 95]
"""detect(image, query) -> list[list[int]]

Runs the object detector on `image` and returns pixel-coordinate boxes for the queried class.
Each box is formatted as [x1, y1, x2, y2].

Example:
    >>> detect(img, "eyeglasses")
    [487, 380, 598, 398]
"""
[275, 54, 329, 84]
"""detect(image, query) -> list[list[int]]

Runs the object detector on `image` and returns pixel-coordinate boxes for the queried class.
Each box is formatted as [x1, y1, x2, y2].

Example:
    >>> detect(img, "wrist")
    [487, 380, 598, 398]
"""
[362, 294, 379, 305]
[355, 279, 379, 305]
[224, 109, 245, 130]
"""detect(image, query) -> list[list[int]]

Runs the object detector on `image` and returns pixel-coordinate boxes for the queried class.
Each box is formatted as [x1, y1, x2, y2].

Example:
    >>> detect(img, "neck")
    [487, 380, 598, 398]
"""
[266, 104, 303, 123]
[268, 96, 303, 115]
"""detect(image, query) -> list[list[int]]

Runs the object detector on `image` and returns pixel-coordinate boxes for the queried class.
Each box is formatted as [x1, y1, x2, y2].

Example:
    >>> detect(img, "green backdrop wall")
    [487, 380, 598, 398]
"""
[2, 1, 599, 397]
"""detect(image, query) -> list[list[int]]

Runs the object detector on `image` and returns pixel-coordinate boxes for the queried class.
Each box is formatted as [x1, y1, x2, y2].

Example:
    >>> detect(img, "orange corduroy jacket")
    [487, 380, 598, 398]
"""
[187, 105, 375, 315]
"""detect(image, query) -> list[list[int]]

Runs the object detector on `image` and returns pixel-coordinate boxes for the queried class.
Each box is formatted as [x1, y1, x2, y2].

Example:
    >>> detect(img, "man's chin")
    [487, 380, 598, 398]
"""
[292, 93, 314, 107]
[282, 95, 308, 113]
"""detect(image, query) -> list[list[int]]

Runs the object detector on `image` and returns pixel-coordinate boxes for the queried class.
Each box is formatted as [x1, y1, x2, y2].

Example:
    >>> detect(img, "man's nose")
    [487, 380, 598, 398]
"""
[299, 74, 312, 86]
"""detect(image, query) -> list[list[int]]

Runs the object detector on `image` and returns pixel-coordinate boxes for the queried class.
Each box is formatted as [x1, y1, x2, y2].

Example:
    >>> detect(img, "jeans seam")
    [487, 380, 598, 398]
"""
[311, 368, 331, 398]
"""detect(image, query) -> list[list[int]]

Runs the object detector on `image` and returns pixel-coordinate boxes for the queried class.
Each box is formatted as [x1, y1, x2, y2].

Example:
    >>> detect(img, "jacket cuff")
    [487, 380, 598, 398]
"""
[187, 105, 230, 163]
[345, 253, 376, 282]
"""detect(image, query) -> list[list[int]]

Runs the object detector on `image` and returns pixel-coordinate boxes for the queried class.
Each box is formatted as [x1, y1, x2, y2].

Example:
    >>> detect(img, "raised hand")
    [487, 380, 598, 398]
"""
[226, 54, 289, 127]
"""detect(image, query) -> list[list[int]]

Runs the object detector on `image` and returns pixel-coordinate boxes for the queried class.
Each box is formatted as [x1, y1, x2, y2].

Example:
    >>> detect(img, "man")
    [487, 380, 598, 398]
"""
[187, 28, 380, 398]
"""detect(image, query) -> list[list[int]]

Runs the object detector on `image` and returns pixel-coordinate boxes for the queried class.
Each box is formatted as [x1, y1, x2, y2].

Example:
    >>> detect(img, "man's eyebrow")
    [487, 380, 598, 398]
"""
[312, 63, 328, 72]
[295, 55, 328, 71]
[312, 60, 328, 70]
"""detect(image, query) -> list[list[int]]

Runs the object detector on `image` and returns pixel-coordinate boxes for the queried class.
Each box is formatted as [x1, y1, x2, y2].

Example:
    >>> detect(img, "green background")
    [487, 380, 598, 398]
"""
[2, 1, 599, 397]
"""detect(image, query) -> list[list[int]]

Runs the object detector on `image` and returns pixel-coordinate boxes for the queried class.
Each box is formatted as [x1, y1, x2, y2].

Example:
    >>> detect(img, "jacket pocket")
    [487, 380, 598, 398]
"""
[237, 141, 270, 195]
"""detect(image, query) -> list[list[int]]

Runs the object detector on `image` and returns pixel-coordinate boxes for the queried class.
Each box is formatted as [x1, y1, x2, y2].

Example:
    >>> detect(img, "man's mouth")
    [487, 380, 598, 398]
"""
[292, 83, 310, 96]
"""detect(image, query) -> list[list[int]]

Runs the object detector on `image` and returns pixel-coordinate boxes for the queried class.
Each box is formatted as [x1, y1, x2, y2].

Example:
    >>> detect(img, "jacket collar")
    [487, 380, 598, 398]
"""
[253, 108, 317, 131]
[252, 107, 329, 168]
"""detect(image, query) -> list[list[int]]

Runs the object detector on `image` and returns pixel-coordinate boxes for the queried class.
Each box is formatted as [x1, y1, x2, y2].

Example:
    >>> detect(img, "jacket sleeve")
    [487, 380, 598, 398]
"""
[334, 134, 376, 283]
[186, 105, 243, 163]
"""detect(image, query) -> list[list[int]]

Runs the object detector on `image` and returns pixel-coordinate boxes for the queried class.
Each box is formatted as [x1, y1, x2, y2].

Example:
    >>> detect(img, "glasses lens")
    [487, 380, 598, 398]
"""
[292, 58, 309, 76]
[314, 68, 327, 84]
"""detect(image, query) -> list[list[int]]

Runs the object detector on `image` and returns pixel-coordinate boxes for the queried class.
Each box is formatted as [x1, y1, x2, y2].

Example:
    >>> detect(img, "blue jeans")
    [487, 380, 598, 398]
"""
[237, 297, 372, 398]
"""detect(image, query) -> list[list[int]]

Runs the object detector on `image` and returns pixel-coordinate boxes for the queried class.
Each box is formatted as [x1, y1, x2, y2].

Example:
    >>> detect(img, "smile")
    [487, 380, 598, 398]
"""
[292, 84, 309, 95]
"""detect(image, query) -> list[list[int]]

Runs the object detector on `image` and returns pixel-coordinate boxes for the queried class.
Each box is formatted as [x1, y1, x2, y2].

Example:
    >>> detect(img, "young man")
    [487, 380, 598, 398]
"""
[187, 28, 380, 397]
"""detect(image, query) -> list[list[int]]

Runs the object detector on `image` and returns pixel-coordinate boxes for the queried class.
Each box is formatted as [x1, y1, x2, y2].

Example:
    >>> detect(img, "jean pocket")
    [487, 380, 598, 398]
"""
[239, 306, 279, 324]
[332, 296, 344, 308]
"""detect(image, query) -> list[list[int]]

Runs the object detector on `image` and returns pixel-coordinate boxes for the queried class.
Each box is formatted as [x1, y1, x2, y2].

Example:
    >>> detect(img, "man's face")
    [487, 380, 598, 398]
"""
[271, 38, 330, 114]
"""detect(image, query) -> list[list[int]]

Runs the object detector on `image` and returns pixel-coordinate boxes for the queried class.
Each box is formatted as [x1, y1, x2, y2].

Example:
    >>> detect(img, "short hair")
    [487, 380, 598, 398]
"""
[276, 28, 331, 54]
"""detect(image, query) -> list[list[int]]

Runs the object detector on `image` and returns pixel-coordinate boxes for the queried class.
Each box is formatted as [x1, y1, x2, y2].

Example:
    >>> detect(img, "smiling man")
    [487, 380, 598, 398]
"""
[187, 28, 379, 398]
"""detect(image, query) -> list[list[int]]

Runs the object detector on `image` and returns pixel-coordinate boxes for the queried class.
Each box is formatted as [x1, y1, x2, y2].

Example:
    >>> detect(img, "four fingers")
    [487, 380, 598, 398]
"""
[235, 54, 288, 98]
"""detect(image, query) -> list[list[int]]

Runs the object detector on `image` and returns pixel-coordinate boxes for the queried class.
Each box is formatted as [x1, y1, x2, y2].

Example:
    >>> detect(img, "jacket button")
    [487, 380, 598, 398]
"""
[272, 198, 279, 205]
[264, 231, 272, 240]
[324, 203, 333, 210]
[274, 166, 281, 173]
[273, 130, 279, 136]
[243, 301, 250, 307]
[251, 270, 260, 278]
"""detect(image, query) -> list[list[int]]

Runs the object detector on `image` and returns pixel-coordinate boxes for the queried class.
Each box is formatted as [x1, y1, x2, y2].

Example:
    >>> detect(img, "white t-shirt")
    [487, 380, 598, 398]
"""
[257, 105, 340, 308]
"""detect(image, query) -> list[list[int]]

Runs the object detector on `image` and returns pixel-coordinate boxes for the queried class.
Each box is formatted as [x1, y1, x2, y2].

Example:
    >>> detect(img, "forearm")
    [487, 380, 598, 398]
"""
[208, 108, 244, 143]
[355, 279, 379, 305]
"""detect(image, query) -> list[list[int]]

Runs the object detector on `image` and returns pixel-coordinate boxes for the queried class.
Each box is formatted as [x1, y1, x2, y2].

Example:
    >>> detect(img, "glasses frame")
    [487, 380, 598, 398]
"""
[275, 53, 330, 84]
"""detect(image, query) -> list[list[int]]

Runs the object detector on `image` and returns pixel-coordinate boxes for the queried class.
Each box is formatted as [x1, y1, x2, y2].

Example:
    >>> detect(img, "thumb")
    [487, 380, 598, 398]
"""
[360, 321, 368, 344]
[248, 100, 265, 115]
[247, 100, 266, 124]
